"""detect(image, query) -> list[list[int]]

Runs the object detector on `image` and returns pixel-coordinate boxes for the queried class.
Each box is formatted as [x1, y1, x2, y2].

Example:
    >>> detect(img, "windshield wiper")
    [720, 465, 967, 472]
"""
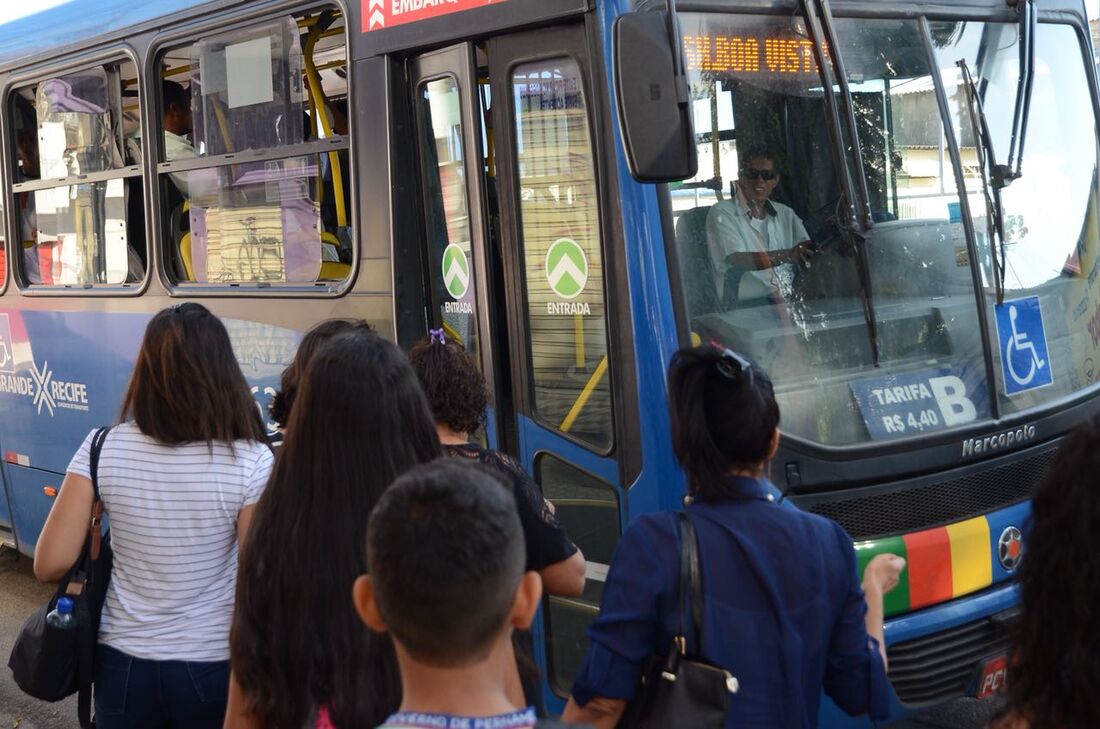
[956, 1, 1035, 306]
[1005, 0, 1036, 186]
[802, 0, 880, 366]
[958, 58, 1008, 305]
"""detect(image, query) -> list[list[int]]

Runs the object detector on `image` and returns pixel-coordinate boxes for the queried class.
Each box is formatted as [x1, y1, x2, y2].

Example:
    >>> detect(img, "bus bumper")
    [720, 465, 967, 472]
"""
[818, 580, 1018, 728]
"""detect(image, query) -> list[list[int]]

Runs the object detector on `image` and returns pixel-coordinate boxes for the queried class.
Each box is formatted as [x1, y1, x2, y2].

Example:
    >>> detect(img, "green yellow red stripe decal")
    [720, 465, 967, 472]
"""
[854, 515, 994, 617]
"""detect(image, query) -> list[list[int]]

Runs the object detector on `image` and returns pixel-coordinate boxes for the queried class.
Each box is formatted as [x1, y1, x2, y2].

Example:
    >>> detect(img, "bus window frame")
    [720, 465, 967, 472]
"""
[2, 44, 149, 297]
[146, 0, 358, 297]
[660, 4, 1100, 476]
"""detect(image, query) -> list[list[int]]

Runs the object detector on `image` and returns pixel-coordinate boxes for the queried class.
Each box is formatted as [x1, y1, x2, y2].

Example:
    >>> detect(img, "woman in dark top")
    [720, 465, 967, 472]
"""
[562, 346, 905, 729]
[408, 332, 587, 712]
[407, 333, 586, 593]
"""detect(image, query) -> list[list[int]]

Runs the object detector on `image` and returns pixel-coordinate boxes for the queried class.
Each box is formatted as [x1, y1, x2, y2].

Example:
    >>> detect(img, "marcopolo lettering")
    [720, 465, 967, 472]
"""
[961, 424, 1037, 457]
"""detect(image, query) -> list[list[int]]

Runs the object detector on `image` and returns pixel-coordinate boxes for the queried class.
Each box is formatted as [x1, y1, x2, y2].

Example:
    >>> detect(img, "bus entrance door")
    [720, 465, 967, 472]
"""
[411, 26, 629, 710]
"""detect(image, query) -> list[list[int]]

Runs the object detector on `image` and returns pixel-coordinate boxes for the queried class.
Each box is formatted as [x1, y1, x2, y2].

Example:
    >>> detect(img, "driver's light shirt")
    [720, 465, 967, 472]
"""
[706, 197, 810, 301]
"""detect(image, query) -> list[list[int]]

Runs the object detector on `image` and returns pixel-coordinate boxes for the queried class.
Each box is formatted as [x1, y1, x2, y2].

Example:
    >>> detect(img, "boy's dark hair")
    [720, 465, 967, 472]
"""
[368, 458, 524, 667]
[407, 336, 488, 435]
[668, 346, 780, 499]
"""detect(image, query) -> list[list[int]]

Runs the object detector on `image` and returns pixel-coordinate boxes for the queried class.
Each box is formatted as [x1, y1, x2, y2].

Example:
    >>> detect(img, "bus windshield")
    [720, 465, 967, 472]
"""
[671, 12, 1100, 447]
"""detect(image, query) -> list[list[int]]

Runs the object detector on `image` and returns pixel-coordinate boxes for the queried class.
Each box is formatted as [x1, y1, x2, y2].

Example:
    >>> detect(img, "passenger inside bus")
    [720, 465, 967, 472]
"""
[128, 80, 195, 196]
[705, 143, 817, 307]
[160, 11, 352, 284]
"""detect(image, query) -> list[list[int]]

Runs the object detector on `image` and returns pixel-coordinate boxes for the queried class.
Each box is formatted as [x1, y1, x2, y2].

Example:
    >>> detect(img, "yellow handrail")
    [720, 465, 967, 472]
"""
[303, 17, 347, 229]
[559, 354, 608, 433]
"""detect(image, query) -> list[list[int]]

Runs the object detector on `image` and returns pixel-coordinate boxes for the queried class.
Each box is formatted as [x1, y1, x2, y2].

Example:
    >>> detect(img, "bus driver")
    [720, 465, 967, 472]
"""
[705, 143, 815, 307]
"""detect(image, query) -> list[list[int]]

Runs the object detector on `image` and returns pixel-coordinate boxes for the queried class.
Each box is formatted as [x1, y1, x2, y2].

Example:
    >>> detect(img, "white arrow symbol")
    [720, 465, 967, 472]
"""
[445, 259, 469, 294]
[548, 256, 587, 295]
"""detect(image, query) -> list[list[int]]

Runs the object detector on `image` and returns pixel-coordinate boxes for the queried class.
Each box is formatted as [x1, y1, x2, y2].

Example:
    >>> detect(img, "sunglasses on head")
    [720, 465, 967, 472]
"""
[741, 168, 777, 181]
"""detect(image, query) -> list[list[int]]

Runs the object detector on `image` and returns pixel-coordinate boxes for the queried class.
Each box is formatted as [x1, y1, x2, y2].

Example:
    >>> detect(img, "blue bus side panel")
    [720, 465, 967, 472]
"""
[0, 309, 146, 475]
[6, 464, 64, 556]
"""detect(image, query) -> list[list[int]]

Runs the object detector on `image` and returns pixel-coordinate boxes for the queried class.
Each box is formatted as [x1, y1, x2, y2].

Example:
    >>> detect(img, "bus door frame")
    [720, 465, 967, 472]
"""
[409, 43, 508, 448]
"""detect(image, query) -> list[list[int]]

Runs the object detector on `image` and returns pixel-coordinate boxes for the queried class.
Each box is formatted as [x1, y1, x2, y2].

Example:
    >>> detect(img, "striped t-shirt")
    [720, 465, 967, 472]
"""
[67, 423, 273, 662]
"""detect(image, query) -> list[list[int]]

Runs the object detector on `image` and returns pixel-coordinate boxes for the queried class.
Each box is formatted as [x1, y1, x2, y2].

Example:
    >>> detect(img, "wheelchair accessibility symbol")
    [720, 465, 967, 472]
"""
[994, 297, 1052, 396]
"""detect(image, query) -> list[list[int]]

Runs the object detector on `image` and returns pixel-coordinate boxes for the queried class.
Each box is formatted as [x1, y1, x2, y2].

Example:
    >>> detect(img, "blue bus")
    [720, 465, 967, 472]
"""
[0, 0, 1096, 724]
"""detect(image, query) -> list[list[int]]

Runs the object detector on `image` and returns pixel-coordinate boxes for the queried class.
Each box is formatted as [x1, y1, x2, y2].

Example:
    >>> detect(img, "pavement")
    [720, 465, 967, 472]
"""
[0, 548, 1002, 728]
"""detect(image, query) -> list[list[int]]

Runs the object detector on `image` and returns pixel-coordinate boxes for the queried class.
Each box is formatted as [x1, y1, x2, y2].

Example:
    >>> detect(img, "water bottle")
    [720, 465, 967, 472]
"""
[45, 597, 77, 630]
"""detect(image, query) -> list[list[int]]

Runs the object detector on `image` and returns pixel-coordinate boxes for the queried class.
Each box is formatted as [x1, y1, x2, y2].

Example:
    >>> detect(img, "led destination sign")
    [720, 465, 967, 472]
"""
[682, 34, 823, 76]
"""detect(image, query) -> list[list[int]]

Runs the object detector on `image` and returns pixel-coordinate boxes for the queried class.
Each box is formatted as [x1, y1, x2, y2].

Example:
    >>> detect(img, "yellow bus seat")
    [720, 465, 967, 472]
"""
[319, 261, 350, 280]
[180, 232, 195, 281]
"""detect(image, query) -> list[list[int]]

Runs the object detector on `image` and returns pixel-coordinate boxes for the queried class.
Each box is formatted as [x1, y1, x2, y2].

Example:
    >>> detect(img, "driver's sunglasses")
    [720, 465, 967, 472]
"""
[741, 168, 777, 181]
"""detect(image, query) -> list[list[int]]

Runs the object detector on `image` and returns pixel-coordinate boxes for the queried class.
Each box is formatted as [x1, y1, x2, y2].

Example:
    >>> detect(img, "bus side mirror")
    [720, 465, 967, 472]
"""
[613, 11, 697, 183]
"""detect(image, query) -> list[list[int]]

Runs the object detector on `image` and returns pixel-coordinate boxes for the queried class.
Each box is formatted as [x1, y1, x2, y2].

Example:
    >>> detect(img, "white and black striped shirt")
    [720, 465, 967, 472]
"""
[68, 423, 273, 662]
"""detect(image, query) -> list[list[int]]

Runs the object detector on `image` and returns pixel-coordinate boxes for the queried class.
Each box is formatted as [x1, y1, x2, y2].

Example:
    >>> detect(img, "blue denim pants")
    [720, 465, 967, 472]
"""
[94, 644, 230, 728]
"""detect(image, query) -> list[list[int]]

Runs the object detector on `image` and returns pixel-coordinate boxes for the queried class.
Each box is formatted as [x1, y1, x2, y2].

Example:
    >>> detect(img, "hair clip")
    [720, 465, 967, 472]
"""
[715, 347, 754, 385]
[429, 328, 446, 345]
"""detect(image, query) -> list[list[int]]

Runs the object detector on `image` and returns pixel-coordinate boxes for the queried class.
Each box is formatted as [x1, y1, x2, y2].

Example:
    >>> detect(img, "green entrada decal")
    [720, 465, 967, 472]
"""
[545, 238, 588, 300]
[442, 244, 470, 300]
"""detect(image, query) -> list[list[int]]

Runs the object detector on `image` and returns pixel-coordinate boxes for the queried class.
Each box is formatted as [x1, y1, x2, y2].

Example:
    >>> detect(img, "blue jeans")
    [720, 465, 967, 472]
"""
[94, 644, 230, 728]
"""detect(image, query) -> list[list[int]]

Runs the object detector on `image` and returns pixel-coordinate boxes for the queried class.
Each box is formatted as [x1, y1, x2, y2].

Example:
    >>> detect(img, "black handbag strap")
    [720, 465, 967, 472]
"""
[89, 426, 109, 502]
[676, 512, 705, 656]
[78, 426, 110, 729]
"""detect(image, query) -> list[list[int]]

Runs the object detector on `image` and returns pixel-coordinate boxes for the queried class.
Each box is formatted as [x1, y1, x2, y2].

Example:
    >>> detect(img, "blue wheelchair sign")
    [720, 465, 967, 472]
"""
[994, 296, 1053, 396]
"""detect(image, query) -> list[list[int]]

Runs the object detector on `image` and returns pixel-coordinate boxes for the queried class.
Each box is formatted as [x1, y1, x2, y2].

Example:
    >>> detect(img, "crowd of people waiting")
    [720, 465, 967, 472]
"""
[29, 303, 1100, 728]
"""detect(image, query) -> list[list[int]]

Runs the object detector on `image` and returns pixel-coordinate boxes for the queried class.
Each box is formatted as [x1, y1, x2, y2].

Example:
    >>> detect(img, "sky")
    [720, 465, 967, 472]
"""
[0, 0, 72, 26]
[1091, 0, 1098, 21]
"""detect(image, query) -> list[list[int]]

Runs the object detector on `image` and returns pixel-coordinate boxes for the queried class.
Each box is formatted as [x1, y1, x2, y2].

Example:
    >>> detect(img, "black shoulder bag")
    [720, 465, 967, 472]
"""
[618, 512, 740, 728]
[8, 426, 113, 729]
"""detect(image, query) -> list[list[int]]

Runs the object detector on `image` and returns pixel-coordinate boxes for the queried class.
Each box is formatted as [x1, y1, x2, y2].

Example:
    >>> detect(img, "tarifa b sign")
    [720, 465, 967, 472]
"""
[362, 0, 511, 32]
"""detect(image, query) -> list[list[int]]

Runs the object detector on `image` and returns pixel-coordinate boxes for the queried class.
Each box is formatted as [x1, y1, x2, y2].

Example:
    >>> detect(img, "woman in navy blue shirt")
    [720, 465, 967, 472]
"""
[563, 346, 905, 728]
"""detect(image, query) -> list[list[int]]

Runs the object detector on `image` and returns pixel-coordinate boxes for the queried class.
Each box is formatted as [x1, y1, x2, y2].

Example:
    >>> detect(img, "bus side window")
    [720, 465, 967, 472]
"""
[8, 59, 145, 288]
[156, 7, 352, 287]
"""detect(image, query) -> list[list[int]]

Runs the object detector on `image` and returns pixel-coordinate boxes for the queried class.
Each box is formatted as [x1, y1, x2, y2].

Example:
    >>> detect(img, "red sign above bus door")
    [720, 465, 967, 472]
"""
[362, 0, 510, 32]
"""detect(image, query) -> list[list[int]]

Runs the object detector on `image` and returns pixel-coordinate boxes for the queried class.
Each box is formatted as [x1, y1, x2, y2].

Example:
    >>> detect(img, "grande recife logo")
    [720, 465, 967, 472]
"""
[362, 0, 511, 32]
[0, 313, 89, 417]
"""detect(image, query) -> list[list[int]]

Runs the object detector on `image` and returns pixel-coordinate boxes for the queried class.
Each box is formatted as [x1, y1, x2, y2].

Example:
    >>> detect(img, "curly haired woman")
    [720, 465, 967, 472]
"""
[408, 332, 586, 714]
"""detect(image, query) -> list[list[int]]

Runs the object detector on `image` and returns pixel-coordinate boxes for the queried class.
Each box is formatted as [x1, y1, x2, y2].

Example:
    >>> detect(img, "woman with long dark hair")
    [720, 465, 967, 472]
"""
[562, 346, 905, 728]
[35, 303, 272, 728]
[227, 330, 442, 729]
[989, 417, 1100, 729]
